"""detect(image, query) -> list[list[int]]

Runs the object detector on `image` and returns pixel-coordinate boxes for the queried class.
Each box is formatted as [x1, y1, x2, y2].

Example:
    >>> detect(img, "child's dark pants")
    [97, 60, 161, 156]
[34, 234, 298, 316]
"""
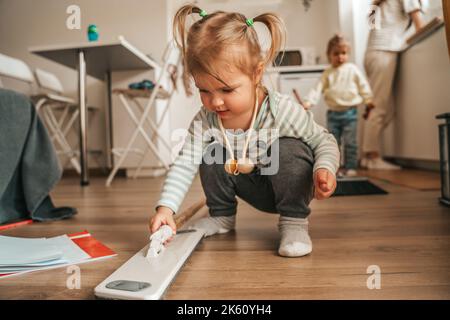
[199, 137, 315, 219]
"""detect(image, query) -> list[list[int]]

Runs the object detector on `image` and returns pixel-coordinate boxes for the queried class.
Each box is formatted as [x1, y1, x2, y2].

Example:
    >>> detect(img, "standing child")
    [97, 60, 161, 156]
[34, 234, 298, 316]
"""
[303, 34, 374, 177]
[150, 5, 340, 257]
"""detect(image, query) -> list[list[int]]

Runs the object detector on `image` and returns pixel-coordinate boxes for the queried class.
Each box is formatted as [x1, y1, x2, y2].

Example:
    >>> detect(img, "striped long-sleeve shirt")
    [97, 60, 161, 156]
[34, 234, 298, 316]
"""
[156, 89, 340, 214]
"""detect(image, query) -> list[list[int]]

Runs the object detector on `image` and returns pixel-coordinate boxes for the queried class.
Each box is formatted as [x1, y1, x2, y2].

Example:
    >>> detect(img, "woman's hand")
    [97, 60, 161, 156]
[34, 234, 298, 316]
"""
[363, 103, 375, 120]
[313, 168, 337, 200]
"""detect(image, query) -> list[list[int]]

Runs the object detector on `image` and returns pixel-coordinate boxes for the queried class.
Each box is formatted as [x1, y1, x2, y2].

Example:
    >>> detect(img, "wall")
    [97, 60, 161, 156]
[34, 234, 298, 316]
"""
[350, 0, 371, 69]
[187, 0, 340, 63]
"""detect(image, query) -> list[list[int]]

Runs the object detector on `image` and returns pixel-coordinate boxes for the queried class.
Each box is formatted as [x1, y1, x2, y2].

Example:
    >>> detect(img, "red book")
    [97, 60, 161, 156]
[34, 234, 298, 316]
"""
[0, 219, 33, 232]
[68, 231, 116, 259]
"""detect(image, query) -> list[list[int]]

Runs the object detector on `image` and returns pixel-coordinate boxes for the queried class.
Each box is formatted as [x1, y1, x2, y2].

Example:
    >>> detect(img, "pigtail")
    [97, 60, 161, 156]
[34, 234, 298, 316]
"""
[253, 13, 286, 67]
[173, 4, 202, 57]
[173, 4, 202, 96]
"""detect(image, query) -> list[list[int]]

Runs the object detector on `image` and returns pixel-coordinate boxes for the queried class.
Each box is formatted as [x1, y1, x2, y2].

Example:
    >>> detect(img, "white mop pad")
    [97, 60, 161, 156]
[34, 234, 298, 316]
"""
[146, 225, 174, 258]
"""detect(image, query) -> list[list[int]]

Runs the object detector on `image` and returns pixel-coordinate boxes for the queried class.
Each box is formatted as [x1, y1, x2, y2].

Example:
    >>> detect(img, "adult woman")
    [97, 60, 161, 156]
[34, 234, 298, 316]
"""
[362, 0, 425, 169]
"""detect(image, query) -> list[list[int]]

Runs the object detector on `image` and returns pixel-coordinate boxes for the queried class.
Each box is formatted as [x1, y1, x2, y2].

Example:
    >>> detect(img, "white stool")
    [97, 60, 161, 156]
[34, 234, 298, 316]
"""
[106, 42, 180, 186]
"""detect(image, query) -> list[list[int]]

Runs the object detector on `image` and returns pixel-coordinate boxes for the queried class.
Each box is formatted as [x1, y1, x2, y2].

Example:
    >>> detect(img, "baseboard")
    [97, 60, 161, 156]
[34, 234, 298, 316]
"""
[61, 167, 168, 178]
[125, 167, 167, 178]
[384, 157, 440, 172]
[61, 168, 126, 178]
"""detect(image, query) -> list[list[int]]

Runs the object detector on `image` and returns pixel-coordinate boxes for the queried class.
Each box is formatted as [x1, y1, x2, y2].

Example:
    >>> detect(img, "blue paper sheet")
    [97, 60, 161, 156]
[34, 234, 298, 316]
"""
[0, 235, 90, 273]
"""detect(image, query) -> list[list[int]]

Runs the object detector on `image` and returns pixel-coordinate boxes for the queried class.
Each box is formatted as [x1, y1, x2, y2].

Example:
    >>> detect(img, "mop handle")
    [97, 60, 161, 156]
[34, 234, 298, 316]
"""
[174, 198, 207, 229]
[292, 89, 305, 106]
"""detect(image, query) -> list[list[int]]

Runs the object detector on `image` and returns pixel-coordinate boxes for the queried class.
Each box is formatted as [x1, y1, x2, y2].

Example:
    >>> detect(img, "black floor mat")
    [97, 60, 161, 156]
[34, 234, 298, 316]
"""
[332, 177, 388, 196]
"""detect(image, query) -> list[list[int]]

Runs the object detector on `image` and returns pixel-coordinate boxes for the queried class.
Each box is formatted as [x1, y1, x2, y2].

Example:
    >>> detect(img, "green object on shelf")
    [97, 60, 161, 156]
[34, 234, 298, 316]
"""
[87, 24, 99, 42]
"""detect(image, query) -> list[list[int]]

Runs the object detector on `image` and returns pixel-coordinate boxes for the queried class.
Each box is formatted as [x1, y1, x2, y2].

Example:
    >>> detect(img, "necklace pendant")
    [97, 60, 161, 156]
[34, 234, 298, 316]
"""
[224, 159, 238, 175]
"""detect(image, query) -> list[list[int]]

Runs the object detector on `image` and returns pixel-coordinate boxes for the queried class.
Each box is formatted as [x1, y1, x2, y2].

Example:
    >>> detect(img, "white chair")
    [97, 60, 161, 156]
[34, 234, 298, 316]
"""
[0, 52, 35, 86]
[0, 52, 92, 175]
[106, 42, 181, 186]
[35, 69, 102, 174]
[32, 68, 83, 173]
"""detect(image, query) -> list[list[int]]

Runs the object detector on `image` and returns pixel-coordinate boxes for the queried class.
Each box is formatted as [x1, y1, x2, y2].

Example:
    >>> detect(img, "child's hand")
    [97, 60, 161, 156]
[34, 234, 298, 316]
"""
[363, 103, 375, 120]
[313, 169, 337, 200]
[149, 206, 177, 244]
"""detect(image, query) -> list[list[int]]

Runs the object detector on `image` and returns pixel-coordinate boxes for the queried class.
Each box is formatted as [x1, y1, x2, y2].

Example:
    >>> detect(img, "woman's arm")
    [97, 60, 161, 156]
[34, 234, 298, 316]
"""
[410, 9, 424, 31]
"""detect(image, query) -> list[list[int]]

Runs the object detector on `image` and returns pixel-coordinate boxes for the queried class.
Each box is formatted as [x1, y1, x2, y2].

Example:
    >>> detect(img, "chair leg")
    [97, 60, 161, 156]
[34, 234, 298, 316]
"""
[107, 53, 174, 186]
[58, 104, 70, 132]
[106, 94, 170, 186]
[60, 108, 81, 170]
[121, 95, 170, 169]
[43, 105, 81, 174]
[132, 95, 175, 178]
[133, 98, 173, 154]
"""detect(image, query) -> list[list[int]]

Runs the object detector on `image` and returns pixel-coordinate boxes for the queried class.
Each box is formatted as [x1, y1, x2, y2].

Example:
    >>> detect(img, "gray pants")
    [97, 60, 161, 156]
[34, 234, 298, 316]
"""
[199, 137, 315, 219]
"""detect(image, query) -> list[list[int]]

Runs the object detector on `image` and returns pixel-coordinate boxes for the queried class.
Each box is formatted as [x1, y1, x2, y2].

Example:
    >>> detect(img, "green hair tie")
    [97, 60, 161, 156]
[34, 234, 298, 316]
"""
[199, 10, 207, 18]
[246, 18, 254, 27]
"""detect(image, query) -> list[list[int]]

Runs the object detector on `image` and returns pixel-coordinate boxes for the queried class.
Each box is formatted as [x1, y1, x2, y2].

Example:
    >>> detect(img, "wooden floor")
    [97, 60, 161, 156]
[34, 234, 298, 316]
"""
[359, 169, 441, 190]
[0, 171, 449, 300]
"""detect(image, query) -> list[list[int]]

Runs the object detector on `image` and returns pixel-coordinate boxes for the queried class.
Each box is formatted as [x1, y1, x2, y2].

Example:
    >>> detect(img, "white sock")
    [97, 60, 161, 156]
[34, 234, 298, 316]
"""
[278, 216, 312, 257]
[189, 215, 236, 237]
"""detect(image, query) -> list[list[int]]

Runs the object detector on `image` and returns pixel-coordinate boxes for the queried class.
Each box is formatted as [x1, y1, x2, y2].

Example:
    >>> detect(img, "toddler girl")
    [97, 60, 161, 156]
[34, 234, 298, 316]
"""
[150, 5, 340, 257]
[303, 34, 374, 176]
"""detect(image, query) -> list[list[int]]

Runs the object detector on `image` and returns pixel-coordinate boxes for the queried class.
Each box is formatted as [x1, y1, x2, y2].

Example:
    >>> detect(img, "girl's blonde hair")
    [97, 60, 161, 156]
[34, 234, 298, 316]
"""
[173, 4, 286, 95]
[326, 33, 350, 59]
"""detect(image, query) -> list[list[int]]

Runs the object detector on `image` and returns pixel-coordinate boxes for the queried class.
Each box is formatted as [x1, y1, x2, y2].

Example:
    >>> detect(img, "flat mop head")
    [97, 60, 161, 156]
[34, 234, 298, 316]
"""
[95, 199, 207, 300]
[94, 228, 204, 300]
